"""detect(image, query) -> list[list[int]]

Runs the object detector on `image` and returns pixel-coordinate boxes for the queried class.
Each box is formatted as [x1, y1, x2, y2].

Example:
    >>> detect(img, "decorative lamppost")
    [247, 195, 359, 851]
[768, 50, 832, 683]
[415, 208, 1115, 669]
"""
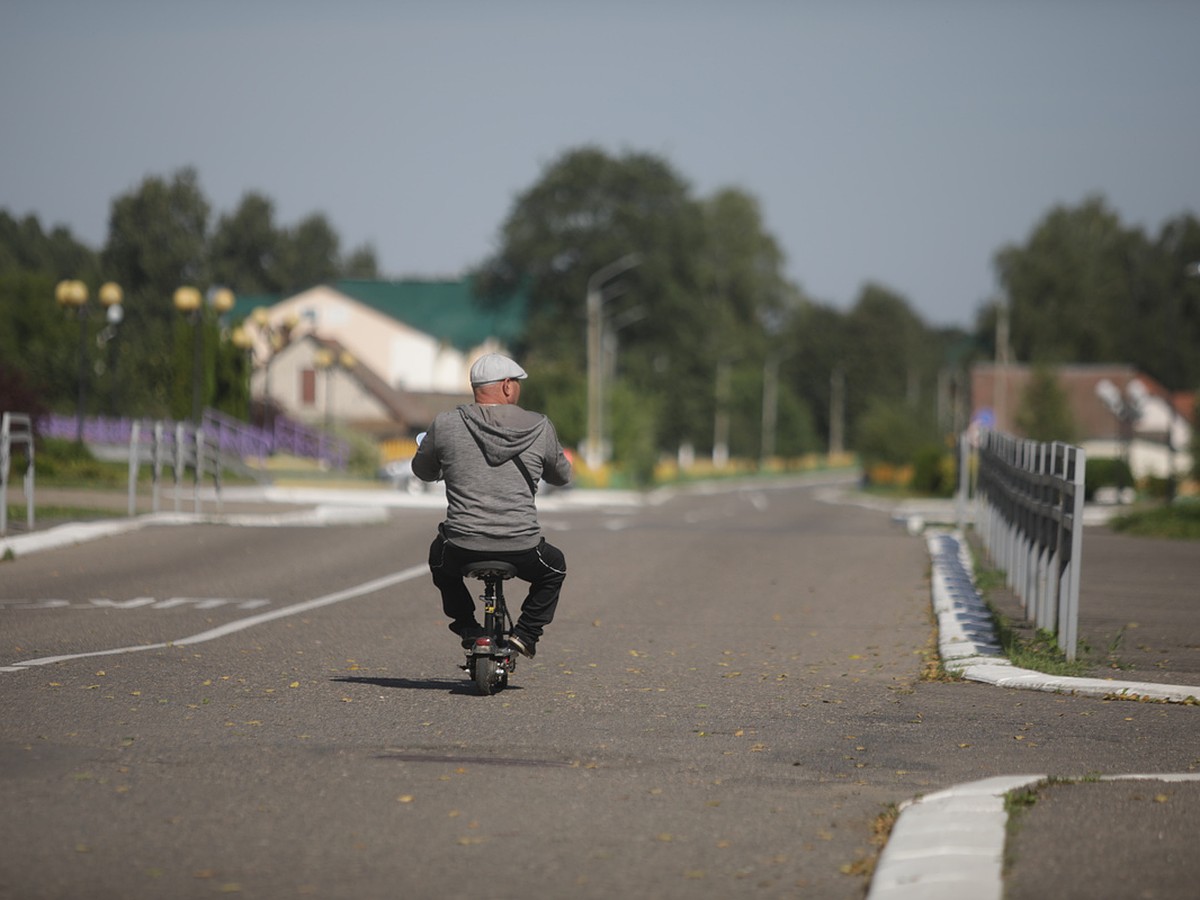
[55, 279, 124, 442]
[250, 307, 298, 429]
[174, 286, 235, 422]
[313, 346, 356, 432]
[230, 325, 254, 421]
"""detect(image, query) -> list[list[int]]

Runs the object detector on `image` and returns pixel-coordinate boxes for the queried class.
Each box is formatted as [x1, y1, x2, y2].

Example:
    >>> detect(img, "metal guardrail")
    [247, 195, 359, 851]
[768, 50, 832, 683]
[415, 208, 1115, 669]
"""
[128, 421, 225, 516]
[1, 412, 36, 536]
[973, 430, 1087, 660]
[39, 409, 349, 469]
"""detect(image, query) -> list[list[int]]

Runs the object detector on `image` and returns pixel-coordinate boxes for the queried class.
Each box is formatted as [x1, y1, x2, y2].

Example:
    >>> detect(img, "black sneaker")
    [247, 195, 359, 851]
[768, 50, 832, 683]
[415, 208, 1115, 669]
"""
[507, 634, 535, 659]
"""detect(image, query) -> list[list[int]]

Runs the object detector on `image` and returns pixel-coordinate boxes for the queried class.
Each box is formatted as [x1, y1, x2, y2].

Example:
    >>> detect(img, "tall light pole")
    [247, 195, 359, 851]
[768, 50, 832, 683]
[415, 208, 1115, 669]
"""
[829, 365, 845, 458]
[55, 279, 124, 442]
[585, 254, 640, 469]
[761, 350, 795, 465]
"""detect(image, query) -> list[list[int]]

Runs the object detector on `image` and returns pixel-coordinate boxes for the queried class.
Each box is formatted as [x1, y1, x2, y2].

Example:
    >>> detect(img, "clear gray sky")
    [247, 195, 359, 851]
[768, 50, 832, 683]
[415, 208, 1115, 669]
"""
[3, 1, 1197, 327]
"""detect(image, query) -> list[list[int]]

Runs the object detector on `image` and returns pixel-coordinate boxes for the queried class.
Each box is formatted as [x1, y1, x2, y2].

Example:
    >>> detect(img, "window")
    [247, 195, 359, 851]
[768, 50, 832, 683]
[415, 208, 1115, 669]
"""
[301, 368, 317, 406]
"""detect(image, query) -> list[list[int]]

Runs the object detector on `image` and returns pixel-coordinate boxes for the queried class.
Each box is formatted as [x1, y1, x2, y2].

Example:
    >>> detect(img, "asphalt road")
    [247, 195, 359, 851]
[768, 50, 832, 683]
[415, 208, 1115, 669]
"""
[1, 477, 1197, 899]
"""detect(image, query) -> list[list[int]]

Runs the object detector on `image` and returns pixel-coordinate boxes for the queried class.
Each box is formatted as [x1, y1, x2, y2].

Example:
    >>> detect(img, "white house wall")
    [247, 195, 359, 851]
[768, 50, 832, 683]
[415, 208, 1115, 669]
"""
[1082, 438, 1194, 481]
[250, 286, 472, 394]
[254, 337, 390, 426]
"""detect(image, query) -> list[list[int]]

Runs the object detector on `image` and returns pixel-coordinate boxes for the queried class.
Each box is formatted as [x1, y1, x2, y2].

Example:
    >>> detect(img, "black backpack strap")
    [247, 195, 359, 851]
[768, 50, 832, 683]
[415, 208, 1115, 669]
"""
[510, 454, 538, 496]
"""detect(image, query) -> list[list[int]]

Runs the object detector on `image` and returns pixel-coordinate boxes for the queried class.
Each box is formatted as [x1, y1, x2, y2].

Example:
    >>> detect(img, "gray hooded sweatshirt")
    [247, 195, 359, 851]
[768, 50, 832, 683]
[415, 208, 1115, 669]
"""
[411, 403, 573, 552]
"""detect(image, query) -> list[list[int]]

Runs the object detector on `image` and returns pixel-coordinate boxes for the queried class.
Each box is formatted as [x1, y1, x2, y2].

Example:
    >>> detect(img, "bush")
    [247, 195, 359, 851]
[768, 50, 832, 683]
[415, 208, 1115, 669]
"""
[1085, 457, 1133, 500]
[32, 438, 118, 485]
[910, 446, 956, 497]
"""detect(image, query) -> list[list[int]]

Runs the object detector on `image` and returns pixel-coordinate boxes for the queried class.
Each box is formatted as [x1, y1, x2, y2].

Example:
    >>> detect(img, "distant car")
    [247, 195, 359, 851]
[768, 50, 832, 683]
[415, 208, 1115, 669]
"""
[378, 457, 438, 494]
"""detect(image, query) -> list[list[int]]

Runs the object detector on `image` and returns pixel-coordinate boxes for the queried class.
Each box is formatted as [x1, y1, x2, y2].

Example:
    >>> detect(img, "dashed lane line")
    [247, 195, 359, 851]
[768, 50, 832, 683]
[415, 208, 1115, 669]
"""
[1, 564, 428, 673]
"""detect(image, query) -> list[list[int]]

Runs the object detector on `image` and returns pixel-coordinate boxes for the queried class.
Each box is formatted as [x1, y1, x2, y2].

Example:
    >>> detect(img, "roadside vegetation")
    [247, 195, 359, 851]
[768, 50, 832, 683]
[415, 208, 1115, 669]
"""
[1109, 501, 1200, 540]
[969, 549, 1094, 678]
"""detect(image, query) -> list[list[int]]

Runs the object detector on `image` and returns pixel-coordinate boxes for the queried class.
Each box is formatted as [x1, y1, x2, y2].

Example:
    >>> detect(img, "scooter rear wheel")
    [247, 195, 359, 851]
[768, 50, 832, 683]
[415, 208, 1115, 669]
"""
[474, 655, 501, 695]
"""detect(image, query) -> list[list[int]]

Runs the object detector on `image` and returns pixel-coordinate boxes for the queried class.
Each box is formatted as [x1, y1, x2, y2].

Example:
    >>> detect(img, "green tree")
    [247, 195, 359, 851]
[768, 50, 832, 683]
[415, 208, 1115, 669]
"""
[103, 167, 210, 302]
[1148, 213, 1200, 390]
[993, 196, 1145, 365]
[1015, 364, 1077, 442]
[842, 284, 934, 449]
[209, 192, 285, 294]
[279, 213, 342, 292]
[341, 243, 381, 279]
[100, 168, 213, 417]
[474, 145, 708, 457]
[855, 396, 929, 467]
[475, 146, 811, 465]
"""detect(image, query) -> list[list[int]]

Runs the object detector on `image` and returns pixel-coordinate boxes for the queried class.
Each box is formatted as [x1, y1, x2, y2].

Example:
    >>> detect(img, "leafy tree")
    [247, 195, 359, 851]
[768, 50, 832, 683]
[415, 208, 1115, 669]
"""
[279, 213, 342, 292]
[985, 198, 1200, 396]
[342, 243, 381, 279]
[842, 284, 934, 448]
[1015, 364, 1077, 442]
[0, 211, 100, 282]
[475, 146, 810, 465]
[1148, 213, 1200, 390]
[855, 396, 930, 467]
[103, 167, 210, 303]
[473, 145, 709, 456]
[209, 192, 285, 294]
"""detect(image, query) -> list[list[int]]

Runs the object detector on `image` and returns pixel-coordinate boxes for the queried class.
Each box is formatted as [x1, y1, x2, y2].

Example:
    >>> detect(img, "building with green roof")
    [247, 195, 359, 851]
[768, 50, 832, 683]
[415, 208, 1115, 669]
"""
[235, 278, 528, 438]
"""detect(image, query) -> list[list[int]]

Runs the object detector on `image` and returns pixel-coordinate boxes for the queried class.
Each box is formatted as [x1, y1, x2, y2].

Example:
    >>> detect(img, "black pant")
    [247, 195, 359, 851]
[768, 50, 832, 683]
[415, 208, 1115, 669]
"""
[428, 533, 566, 645]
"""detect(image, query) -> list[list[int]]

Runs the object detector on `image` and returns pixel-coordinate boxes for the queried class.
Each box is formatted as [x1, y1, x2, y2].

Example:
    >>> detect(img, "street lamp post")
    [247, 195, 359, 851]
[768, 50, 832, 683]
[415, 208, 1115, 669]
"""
[230, 326, 254, 421]
[313, 347, 356, 432]
[174, 286, 235, 423]
[54, 279, 124, 442]
[585, 254, 640, 469]
[250, 308, 298, 430]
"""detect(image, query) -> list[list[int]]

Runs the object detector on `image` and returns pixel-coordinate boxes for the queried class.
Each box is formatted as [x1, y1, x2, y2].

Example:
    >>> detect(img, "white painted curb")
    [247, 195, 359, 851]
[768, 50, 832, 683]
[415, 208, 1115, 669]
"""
[925, 530, 1200, 704]
[868, 773, 1200, 900]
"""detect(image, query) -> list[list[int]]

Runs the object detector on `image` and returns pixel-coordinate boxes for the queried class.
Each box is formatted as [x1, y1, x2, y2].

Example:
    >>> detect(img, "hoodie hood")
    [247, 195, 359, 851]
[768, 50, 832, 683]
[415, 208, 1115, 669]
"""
[458, 404, 547, 466]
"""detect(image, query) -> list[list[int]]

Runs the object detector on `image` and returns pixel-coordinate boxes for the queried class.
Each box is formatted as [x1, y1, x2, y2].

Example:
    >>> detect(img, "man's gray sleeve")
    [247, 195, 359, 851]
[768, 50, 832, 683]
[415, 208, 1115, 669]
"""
[541, 421, 573, 486]
[411, 420, 441, 482]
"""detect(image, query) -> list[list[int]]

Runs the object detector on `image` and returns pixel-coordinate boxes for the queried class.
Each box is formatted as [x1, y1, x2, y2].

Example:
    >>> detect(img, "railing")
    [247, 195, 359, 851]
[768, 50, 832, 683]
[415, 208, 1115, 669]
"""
[38, 409, 349, 469]
[1, 412, 35, 536]
[974, 430, 1087, 660]
[128, 421, 225, 516]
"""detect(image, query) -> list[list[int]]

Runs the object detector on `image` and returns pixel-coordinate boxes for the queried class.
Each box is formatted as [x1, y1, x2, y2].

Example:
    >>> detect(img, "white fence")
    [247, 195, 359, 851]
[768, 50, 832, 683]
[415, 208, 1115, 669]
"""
[0, 413, 227, 535]
[1, 413, 35, 536]
[973, 430, 1087, 660]
[128, 421, 225, 515]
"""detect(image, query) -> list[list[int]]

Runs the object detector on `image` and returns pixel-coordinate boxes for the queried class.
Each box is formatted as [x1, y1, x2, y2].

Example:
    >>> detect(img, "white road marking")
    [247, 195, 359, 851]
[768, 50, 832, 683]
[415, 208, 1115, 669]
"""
[0, 597, 271, 611]
[0, 564, 428, 673]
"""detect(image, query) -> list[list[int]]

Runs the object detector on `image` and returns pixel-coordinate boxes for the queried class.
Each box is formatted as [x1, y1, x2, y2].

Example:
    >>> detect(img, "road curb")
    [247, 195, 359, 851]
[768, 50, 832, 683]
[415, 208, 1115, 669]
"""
[0, 505, 388, 559]
[868, 773, 1200, 900]
[926, 530, 1200, 704]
